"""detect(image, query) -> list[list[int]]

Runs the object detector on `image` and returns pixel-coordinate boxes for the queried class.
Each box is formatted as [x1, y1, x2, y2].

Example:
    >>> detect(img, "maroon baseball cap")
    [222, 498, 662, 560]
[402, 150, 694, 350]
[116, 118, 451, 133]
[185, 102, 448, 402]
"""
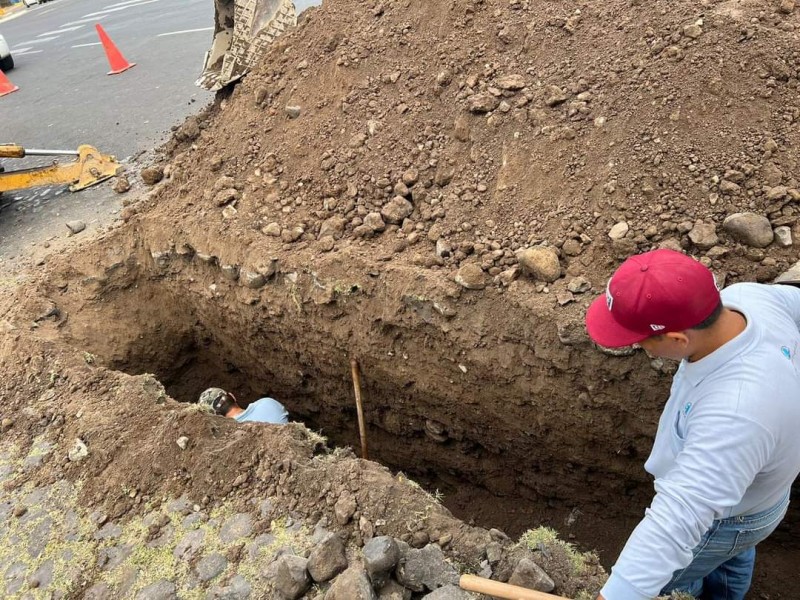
[586, 249, 721, 348]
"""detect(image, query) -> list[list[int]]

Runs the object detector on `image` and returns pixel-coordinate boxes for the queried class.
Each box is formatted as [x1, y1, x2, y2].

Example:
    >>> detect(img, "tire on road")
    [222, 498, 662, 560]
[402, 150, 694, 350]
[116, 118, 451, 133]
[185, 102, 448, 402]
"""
[0, 55, 13, 72]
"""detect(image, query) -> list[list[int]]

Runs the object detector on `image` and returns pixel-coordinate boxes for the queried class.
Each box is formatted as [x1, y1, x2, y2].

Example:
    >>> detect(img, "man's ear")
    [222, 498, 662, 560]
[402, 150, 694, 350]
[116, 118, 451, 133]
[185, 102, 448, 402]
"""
[665, 331, 690, 346]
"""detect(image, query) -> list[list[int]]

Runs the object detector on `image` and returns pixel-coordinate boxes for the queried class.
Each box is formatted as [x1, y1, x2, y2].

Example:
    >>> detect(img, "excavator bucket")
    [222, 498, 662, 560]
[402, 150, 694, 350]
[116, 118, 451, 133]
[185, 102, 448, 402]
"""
[196, 0, 296, 91]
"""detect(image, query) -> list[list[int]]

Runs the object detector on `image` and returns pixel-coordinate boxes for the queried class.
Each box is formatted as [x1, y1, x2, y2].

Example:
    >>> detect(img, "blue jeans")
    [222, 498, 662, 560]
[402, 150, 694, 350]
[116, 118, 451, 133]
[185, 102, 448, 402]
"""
[661, 492, 790, 600]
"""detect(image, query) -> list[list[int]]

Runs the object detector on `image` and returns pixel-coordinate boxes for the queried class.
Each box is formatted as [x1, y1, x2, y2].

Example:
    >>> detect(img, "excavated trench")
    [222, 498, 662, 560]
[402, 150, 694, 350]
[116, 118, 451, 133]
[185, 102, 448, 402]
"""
[50, 241, 799, 583]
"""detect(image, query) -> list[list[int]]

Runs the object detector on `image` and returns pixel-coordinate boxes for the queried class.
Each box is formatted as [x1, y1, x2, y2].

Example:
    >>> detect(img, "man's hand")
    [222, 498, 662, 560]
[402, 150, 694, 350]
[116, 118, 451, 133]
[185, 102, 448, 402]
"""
[597, 595, 606, 600]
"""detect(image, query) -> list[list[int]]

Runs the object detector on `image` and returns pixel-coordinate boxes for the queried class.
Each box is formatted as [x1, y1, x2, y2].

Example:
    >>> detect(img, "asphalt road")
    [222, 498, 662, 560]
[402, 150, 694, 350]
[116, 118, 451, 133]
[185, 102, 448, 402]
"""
[0, 0, 319, 266]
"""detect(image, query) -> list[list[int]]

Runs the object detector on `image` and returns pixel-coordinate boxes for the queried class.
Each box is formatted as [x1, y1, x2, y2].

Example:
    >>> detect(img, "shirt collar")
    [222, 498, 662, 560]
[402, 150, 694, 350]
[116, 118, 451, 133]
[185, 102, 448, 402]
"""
[681, 300, 755, 387]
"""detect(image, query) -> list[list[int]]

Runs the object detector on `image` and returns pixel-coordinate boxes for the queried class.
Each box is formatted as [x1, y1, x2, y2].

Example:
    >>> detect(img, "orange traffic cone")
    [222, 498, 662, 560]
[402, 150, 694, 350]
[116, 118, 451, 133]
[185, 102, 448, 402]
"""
[95, 24, 136, 75]
[0, 69, 18, 97]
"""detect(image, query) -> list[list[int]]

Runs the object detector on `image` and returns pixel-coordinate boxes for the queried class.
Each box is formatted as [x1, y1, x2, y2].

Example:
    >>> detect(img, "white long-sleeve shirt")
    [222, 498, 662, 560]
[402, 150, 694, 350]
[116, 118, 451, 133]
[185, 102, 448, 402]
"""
[601, 283, 800, 599]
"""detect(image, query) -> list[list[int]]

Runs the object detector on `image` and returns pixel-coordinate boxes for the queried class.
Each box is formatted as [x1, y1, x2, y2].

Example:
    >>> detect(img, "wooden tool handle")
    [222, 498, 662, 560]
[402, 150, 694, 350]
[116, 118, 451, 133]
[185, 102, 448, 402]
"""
[459, 574, 570, 600]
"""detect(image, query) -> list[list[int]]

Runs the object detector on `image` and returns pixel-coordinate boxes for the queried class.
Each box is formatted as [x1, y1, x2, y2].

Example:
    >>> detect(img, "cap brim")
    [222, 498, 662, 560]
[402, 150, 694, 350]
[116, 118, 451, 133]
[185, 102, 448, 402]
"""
[585, 294, 650, 348]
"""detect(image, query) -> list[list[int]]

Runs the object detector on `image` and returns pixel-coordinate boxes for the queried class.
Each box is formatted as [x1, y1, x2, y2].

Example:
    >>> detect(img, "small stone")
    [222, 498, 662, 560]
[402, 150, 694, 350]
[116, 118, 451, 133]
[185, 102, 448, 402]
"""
[13, 505, 27, 517]
[719, 180, 741, 194]
[275, 555, 311, 600]
[455, 264, 487, 290]
[435, 239, 452, 259]
[779, 0, 795, 14]
[334, 491, 357, 525]
[320, 237, 335, 252]
[325, 566, 377, 600]
[66, 220, 86, 235]
[517, 247, 561, 282]
[364, 212, 386, 232]
[508, 558, 555, 593]
[286, 105, 302, 118]
[195, 553, 227, 582]
[774, 226, 792, 247]
[263, 222, 282, 237]
[221, 264, 240, 281]
[307, 533, 348, 583]
[561, 239, 582, 256]
[320, 216, 346, 239]
[683, 23, 703, 38]
[766, 186, 789, 201]
[141, 166, 164, 186]
[176, 117, 200, 142]
[688, 222, 719, 250]
[113, 176, 131, 194]
[134, 580, 177, 600]
[496, 74, 526, 90]
[381, 196, 414, 224]
[722, 213, 774, 248]
[176, 436, 188, 450]
[556, 291, 575, 306]
[468, 93, 500, 113]
[402, 169, 419, 187]
[608, 222, 629, 240]
[567, 277, 591, 294]
[281, 227, 305, 243]
[244, 271, 267, 289]
[544, 85, 568, 106]
[68, 439, 89, 462]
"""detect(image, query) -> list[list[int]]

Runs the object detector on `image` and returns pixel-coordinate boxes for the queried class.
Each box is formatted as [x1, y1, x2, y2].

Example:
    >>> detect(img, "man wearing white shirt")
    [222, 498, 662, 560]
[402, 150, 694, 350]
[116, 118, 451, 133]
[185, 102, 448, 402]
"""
[585, 249, 800, 600]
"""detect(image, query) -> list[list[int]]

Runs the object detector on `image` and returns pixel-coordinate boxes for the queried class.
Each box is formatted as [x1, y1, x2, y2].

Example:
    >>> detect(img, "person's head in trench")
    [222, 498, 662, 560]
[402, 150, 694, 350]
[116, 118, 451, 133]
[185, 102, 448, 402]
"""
[198, 388, 289, 424]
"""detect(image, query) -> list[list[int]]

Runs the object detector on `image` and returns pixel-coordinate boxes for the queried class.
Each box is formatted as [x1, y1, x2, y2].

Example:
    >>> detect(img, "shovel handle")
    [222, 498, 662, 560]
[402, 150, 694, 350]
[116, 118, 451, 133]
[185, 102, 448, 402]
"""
[459, 574, 571, 600]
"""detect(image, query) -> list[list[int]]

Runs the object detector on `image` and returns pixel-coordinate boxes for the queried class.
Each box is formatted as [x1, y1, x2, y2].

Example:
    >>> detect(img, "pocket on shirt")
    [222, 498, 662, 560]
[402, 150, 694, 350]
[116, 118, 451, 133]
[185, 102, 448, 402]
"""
[670, 409, 685, 454]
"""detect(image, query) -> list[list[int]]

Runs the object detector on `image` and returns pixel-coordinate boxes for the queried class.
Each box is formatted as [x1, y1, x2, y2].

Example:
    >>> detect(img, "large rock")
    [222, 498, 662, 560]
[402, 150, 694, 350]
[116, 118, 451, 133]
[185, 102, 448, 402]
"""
[307, 533, 349, 583]
[722, 213, 774, 248]
[508, 558, 555, 593]
[141, 166, 164, 186]
[396, 544, 459, 593]
[517, 248, 561, 283]
[324, 566, 377, 600]
[275, 555, 311, 600]
[381, 197, 414, 224]
[364, 536, 401, 577]
[364, 536, 400, 587]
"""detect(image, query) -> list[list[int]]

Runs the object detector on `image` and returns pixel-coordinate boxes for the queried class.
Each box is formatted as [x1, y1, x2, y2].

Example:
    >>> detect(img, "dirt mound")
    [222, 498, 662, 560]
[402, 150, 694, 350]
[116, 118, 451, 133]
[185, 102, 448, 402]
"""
[1, 0, 799, 597]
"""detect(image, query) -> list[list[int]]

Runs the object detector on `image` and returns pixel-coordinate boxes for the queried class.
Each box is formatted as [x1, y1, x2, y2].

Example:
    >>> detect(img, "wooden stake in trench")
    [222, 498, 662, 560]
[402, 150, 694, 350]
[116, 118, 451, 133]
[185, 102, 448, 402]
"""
[350, 358, 369, 460]
[459, 574, 570, 600]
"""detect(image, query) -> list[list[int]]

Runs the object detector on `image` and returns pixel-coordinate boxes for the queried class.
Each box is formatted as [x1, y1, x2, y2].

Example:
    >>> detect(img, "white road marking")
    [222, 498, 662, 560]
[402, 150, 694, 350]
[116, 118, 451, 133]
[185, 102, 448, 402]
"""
[12, 47, 33, 53]
[15, 50, 44, 56]
[62, 16, 108, 27]
[104, 0, 154, 8]
[157, 27, 213, 37]
[12, 37, 58, 47]
[72, 42, 102, 48]
[82, 0, 159, 18]
[37, 26, 83, 37]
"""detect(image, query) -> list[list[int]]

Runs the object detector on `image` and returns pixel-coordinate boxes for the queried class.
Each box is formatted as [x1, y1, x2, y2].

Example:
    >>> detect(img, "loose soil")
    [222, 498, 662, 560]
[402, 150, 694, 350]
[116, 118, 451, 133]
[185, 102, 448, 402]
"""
[1, 0, 799, 597]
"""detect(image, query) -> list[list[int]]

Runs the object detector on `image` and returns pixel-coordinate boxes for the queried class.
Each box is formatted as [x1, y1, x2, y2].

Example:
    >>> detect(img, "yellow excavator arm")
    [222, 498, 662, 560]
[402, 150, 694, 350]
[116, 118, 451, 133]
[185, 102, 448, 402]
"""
[0, 144, 122, 193]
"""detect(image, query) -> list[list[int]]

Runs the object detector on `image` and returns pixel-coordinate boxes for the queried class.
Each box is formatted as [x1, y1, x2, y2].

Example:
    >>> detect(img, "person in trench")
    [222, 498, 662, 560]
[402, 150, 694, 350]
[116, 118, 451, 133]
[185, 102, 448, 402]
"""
[585, 249, 800, 600]
[198, 387, 289, 424]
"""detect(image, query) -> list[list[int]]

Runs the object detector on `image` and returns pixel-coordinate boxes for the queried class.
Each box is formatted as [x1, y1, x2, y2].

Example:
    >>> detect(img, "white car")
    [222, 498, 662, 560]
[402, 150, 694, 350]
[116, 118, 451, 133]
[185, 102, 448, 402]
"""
[23, 0, 41, 7]
[0, 34, 13, 72]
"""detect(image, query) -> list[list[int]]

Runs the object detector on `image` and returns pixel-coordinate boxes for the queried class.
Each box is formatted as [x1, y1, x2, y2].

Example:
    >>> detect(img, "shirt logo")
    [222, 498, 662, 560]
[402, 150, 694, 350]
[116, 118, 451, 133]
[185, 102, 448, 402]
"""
[606, 279, 614, 311]
[683, 402, 693, 416]
[781, 346, 792, 360]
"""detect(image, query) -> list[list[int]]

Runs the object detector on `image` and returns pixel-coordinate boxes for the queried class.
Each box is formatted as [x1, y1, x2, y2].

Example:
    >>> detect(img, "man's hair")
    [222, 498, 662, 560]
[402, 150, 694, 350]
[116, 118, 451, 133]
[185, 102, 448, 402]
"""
[690, 301, 724, 330]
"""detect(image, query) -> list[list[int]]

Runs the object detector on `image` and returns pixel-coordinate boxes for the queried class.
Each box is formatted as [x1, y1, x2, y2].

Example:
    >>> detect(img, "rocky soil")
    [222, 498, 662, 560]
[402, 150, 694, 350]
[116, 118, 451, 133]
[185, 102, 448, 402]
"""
[1, 0, 799, 597]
